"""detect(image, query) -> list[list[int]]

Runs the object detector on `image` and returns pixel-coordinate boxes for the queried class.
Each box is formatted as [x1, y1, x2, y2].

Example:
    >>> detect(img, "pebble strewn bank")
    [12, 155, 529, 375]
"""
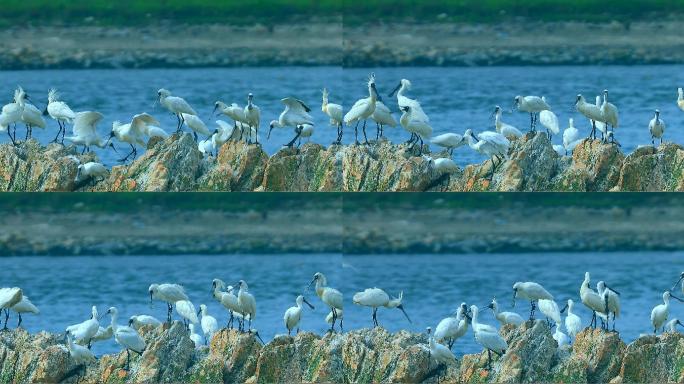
[2, 322, 683, 383]
[1, 131, 682, 192]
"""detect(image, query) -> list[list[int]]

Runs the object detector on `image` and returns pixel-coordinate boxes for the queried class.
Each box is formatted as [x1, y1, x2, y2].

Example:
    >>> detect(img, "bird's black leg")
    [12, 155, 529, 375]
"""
[17, 313, 22, 328]
[167, 303, 173, 323]
[285, 130, 302, 148]
[7, 128, 16, 146]
[353, 121, 360, 145]
[487, 349, 492, 370]
[362, 120, 369, 144]
[193, 131, 198, 142]
[372, 308, 377, 327]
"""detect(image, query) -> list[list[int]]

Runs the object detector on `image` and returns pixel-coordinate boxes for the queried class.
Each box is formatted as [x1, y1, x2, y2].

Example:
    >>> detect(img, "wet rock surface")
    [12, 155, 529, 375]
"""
[1, 323, 683, 383]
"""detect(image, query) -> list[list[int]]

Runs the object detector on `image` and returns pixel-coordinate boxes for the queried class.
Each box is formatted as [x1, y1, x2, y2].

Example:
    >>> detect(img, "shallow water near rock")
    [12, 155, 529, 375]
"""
[1, 252, 682, 356]
[2, 65, 684, 167]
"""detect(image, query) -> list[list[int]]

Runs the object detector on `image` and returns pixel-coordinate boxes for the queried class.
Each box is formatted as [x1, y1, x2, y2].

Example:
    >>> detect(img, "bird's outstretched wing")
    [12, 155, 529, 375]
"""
[73, 111, 104, 136]
[282, 97, 311, 113]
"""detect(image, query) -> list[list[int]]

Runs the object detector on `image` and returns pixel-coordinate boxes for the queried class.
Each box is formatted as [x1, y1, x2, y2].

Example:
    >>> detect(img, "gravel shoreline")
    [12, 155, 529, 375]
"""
[2, 20, 683, 69]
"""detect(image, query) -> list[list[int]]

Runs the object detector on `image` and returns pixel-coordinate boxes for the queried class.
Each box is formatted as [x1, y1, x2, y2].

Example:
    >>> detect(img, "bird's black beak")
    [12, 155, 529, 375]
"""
[606, 285, 620, 296]
[307, 277, 316, 289]
[109, 142, 120, 154]
[303, 298, 315, 310]
[389, 82, 401, 98]
[512, 288, 517, 307]
[677, 320, 684, 328]
[75, 168, 82, 181]
[671, 293, 684, 302]
[42, 107, 49, 116]
[253, 331, 265, 344]
[267, 126, 273, 139]
[212, 104, 219, 115]
[149, 291, 154, 306]
[487, 303, 494, 310]
[560, 304, 568, 313]
[397, 304, 412, 323]
[672, 275, 684, 291]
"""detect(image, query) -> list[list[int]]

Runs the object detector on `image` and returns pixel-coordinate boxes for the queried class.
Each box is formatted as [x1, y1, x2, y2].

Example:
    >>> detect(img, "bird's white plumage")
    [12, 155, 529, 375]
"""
[494, 106, 523, 140]
[182, 113, 210, 136]
[651, 291, 682, 332]
[65, 332, 96, 365]
[489, 298, 524, 326]
[175, 300, 199, 324]
[553, 322, 569, 347]
[400, 106, 432, 140]
[563, 118, 581, 153]
[129, 315, 162, 330]
[649, 110, 665, 143]
[47, 88, 76, 124]
[431, 133, 465, 151]
[515, 95, 550, 113]
[600, 90, 619, 129]
[189, 323, 203, 347]
[470, 305, 507, 354]
[564, 299, 582, 340]
[107, 307, 146, 353]
[199, 304, 219, 342]
[580, 272, 609, 321]
[75, 162, 108, 183]
[237, 280, 257, 321]
[66, 306, 99, 345]
[538, 299, 561, 324]
[0, 287, 23, 310]
[149, 283, 189, 304]
[513, 282, 553, 302]
[539, 102, 560, 135]
[11, 296, 39, 315]
[158, 89, 197, 116]
[427, 327, 456, 365]
[371, 101, 397, 127]
[434, 303, 469, 344]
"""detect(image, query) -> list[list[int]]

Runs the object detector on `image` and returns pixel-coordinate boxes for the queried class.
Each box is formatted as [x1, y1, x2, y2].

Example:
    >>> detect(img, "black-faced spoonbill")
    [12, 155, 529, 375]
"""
[344, 74, 379, 145]
[597, 281, 620, 332]
[563, 118, 581, 155]
[488, 298, 524, 326]
[470, 305, 507, 370]
[46, 88, 75, 144]
[434, 302, 469, 349]
[111, 113, 160, 163]
[651, 291, 684, 334]
[19, 91, 46, 141]
[9, 296, 39, 328]
[105, 307, 146, 371]
[0, 287, 23, 328]
[426, 326, 456, 379]
[461, 129, 510, 180]
[678, 88, 684, 112]
[399, 105, 432, 155]
[579, 272, 608, 329]
[666, 318, 684, 333]
[560, 299, 582, 341]
[552, 322, 569, 347]
[66, 305, 99, 348]
[181, 113, 210, 143]
[284, 295, 315, 336]
[493, 106, 523, 141]
[325, 309, 343, 326]
[175, 300, 199, 328]
[309, 272, 343, 332]
[512, 281, 553, 321]
[321, 89, 344, 144]
[212, 279, 242, 329]
[199, 304, 218, 344]
[352, 288, 411, 327]
[269, 97, 313, 148]
[149, 283, 189, 323]
[84, 325, 114, 346]
[538, 299, 561, 327]
[574, 95, 603, 140]
[128, 315, 162, 331]
[371, 100, 397, 140]
[189, 323, 202, 348]
[214, 102, 249, 138]
[243, 93, 261, 145]
[538, 97, 559, 139]
[423, 156, 459, 176]
[431, 133, 465, 156]
[65, 329, 96, 381]
[671, 272, 684, 294]
[600, 89, 619, 140]
[66, 111, 116, 155]
[594, 96, 607, 141]
[157, 89, 197, 133]
[649, 109, 666, 146]
[236, 280, 257, 331]
[75, 162, 108, 187]
[0, 87, 29, 146]
[513, 95, 550, 131]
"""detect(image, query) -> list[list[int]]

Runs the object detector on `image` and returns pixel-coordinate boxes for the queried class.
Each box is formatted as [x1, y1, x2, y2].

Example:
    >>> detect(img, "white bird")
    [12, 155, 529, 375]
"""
[322, 88, 344, 144]
[424, 156, 459, 176]
[212, 121, 234, 149]
[353, 288, 411, 327]
[399, 105, 433, 154]
[512, 281, 553, 321]
[65, 330, 96, 377]
[461, 129, 510, 180]
[199, 304, 219, 344]
[651, 291, 684, 334]
[0, 87, 29, 146]
[649, 109, 666, 146]
[189, 323, 203, 348]
[678, 88, 684, 112]
[149, 283, 189, 323]
[434, 303, 469, 349]
[237, 280, 257, 330]
[19, 95, 46, 141]
[87, 325, 114, 345]
[431, 133, 465, 156]
[284, 295, 315, 336]
[371, 100, 397, 140]
[10, 296, 39, 328]
[493, 106, 523, 141]
[538, 97, 559, 138]
[269, 97, 314, 147]
[146, 126, 169, 140]
[75, 162, 108, 186]
[389, 78, 430, 123]
[105, 307, 146, 371]
[575, 94, 604, 140]
[563, 118, 581, 154]
[561, 299, 582, 341]
[514, 95, 550, 131]
[672, 272, 684, 295]
[325, 309, 343, 325]
[553, 322, 569, 347]
[214, 102, 249, 135]
[211, 279, 242, 329]
[538, 299, 561, 325]
[111, 113, 159, 163]
[198, 137, 215, 157]
[291, 123, 314, 148]
[488, 298, 524, 326]
[181, 113, 210, 142]
[0, 288, 24, 328]
[426, 326, 456, 376]
[65, 111, 113, 154]
[344, 74, 379, 144]
[470, 305, 507, 370]
[157, 88, 197, 132]
[66, 305, 99, 348]
[597, 281, 620, 332]
[553, 145, 565, 156]
[128, 315, 162, 330]
[580, 272, 608, 329]
[175, 300, 199, 327]
[600, 89, 619, 140]
[46, 88, 76, 143]
[594, 96, 608, 141]
[309, 272, 343, 332]
[666, 318, 684, 333]
[243, 93, 261, 145]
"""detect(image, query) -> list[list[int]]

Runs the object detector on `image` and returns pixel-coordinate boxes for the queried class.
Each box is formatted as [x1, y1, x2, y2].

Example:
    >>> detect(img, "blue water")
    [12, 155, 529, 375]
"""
[2, 252, 683, 355]
[1, 66, 683, 167]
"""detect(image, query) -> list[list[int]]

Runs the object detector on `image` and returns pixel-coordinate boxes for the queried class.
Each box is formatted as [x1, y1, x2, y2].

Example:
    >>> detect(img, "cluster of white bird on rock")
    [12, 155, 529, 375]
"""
[4, 270, 684, 376]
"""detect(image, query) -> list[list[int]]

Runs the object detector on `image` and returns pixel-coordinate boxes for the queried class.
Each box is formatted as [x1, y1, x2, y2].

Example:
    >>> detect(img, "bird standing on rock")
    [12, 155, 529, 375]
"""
[309, 272, 343, 332]
[514, 95, 550, 131]
[649, 109, 665, 146]
[157, 89, 197, 133]
[243, 93, 261, 145]
[149, 283, 189, 323]
[322, 88, 344, 144]
[46, 88, 75, 144]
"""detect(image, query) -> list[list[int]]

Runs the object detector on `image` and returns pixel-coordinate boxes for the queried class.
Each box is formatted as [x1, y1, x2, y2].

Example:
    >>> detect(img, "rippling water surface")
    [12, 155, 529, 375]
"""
[1, 65, 683, 167]
[2, 252, 682, 355]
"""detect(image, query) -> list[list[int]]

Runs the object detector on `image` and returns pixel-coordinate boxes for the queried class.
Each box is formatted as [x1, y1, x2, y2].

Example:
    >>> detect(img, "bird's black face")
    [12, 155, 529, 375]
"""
[486, 302, 494, 310]
[128, 318, 134, 326]
[212, 104, 219, 114]
[401, 106, 409, 112]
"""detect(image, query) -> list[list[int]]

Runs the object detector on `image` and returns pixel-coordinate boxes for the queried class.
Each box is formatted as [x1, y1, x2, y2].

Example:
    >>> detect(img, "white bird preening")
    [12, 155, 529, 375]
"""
[0, 287, 23, 329]
[66, 305, 100, 349]
[666, 318, 684, 333]
[269, 97, 314, 148]
[560, 299, 582, 341]
[46, 88, 76, 144]
[175, 300, 199, 328]
[538, 299, 561, 326]
[189, 323, 203, 347]
[212, 278, 242, 329]
[65, 329, 96, 380]
[678, 88, 684, 112]
[284, 295, 315, 336]
[111, 113, 160, 163]
[493, 106, 523, 141]
[553, 322, 569, 347]
[181, 113, 210, 143]
[435, 303, 469, 350]
[651, 291, 684, 334]
[423, 156, 459, 176]
[237, 280, 257, 331]
[461, 129, 510, 180]
[157, 88, 197, 133]
[597, 281, 620, 332]
[469, 305, 507, 370]
[199, 304, 219, 344]
[512, 281, 554, 321]
[579, 272, 609, 329]
[371, 100, 397, 141]
[149, 283, 189, 323]
[431, 133, 465, 156]
[322, 88, 344, 144]
[352, 288, 411, 328]
[129, 315, 162, 331]
[538, 97, 559, 139]
[514, 95, 550, 131]
[66, 111, 115, 155]
[563, 118, 581, 155]
[575, 94, 604, 141]
[309, 272, 343, 332]
[399, 105, 433, 155]
[105, 306, 146, 371]
[649, 109, 666, 146]
[601, 89, 619, 142]
[344, 74, 379, 145]
[426, 326, 456, 378]
[389, 79, 430, 147]
[488, 298, 524, 326]
[10, 295, 39, 328]
[75, 162, 108, 186]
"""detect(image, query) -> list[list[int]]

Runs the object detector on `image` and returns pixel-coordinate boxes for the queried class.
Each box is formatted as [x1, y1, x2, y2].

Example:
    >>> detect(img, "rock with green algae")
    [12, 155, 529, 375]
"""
[189, 328, 262, 383]
[619, 332, 684, 383]
[0, 328, 78, 383]
[567, 327, 626, 383]
[616, 142, 684, 191]
[261, 143, 342, 191]
[554, 138, 624, 191]
[197, 141, 269, 191]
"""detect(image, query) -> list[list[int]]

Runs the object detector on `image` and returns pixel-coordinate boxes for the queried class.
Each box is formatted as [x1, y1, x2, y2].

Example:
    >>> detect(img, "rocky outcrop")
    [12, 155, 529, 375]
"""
[5, 132, 684, 191]
[3, 323, 684, 383]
